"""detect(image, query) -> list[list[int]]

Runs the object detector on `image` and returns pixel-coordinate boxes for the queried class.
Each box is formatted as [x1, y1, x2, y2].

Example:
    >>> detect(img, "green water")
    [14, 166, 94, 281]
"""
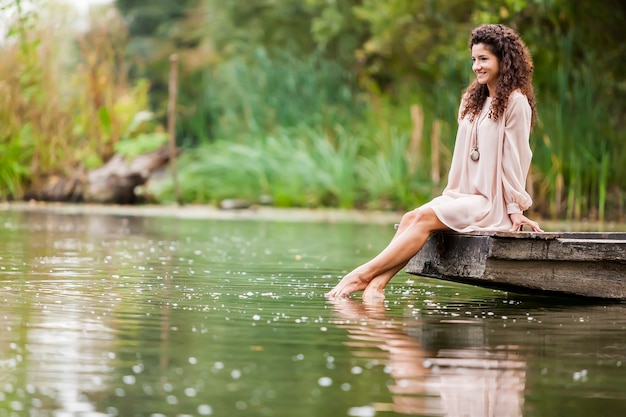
[0, 210, 625, 417]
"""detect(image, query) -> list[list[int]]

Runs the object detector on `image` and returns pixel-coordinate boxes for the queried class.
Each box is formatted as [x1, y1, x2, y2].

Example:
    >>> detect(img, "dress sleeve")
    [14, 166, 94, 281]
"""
[502, 93, 533, 214]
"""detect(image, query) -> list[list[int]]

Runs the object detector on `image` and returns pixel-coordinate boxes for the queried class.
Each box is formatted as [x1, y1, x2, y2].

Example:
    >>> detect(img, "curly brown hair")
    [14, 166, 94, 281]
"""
[460, 24, 537, 129]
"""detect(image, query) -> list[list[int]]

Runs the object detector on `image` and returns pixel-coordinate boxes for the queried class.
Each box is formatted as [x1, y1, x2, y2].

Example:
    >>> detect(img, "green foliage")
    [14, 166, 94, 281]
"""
[201, 0, 319, 58]
[114, 0, 206, 129]
[115, 0, 367, 144]
[0, 124, 33, 199]
[115, 133, 169, 159]
[157, 129, 362, 207]
[0, 0, 158, 199]
[205, 50, 362, 138]
[114, 109, 168, 160]
[2, 0, 625, 220]
[116, 0, 626, 219]
[154, 122, 434, 211]
[0, 0, 44, 196]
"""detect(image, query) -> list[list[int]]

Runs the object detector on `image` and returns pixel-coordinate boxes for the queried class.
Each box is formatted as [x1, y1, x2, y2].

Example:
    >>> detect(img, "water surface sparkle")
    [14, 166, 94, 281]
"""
[1, 210, 625, 417]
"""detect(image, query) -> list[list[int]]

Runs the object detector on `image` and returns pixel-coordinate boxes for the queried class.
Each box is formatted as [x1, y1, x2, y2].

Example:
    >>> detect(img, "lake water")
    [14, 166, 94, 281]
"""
[1, 209, 625, 417]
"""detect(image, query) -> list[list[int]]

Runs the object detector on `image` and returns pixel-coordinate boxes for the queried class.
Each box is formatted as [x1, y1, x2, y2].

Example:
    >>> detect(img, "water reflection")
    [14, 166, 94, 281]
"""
[0, 213, 141, 415]
[2, 210, 626, 417]
[330, 299, 526, 416]
[1, 210, 381, 416]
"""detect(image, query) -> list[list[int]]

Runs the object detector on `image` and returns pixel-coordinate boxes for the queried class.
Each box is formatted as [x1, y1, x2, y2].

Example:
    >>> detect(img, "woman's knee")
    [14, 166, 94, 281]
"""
[400, 209, 421, 226]
[403, 208, 444, 231]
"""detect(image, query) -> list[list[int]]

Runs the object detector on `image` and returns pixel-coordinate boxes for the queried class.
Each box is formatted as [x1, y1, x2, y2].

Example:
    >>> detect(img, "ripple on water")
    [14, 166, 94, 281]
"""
[2, 212, 626, 417]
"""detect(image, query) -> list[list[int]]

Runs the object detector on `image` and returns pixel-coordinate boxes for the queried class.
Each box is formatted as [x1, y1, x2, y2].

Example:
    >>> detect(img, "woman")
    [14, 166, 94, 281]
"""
[327, 24, 543, 300]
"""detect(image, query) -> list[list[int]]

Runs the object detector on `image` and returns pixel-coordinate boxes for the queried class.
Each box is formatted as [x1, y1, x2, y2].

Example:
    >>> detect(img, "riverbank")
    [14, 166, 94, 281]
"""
[2, 201, 625, 231]
[0, 201, 402, 225]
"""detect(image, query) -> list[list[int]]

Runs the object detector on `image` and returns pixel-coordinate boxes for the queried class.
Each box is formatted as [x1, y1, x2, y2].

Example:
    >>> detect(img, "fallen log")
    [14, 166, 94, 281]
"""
[27, 147, 181, 204]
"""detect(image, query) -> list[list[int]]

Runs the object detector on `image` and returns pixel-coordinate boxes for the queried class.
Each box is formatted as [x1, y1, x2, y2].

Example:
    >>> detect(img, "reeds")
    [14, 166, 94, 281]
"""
[2, 3, 623, 220]
[531, 35, 625, 221]
[200, 50, 360, 140]
[155, 116, 439, 211]
[0, 2, 153, 199]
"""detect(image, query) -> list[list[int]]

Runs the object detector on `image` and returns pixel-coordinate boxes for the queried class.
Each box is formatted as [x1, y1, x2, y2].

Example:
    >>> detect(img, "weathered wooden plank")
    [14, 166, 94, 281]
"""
[489, 236, 626, 262]
[493, 231, 626, 240]
[405, 231, 626, 299]
[482, 259, 626, 298]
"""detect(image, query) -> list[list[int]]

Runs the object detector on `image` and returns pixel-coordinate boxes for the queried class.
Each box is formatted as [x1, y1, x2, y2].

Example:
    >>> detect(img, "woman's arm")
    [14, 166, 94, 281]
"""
[502, 92, 533, 215]
[502, 93, 542, 232]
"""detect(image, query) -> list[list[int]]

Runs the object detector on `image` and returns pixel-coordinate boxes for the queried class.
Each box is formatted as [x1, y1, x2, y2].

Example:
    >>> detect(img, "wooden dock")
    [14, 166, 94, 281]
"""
[405, 231, 626, 299]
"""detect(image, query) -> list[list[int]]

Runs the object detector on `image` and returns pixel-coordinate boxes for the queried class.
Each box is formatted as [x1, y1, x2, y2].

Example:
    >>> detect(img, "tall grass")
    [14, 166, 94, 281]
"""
[0, 2, 155, 199]
[157, 50, 446, 211]
[155, 50, 454, 209]
[154, 122, 437, 211]
[0, 0, 41, 198]
[531, 33, 625, 221]
[192, 50, 361, 140]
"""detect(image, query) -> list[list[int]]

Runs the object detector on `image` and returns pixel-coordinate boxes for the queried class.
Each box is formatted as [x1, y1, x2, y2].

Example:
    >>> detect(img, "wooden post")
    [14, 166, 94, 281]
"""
[409, 105, 424, 176]
[168, 53, 182, 205]
[430, 119, 442, 184]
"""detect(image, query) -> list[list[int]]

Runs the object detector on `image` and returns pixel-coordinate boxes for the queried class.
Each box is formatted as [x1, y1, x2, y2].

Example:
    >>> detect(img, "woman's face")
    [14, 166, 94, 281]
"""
[471, 43, 500, 93]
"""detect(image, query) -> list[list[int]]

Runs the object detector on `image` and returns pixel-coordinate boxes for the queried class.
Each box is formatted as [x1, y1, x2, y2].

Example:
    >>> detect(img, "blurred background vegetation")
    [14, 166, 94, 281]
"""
[1, 0, 624, 221]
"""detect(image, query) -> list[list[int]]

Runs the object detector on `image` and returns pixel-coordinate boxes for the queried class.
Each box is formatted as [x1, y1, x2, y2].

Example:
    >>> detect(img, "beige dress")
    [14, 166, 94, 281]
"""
[422, 91, 533, 232]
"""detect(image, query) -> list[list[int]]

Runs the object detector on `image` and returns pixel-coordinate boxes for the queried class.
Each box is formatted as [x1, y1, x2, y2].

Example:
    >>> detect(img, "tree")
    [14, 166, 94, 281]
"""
[114, 0, 204, 116]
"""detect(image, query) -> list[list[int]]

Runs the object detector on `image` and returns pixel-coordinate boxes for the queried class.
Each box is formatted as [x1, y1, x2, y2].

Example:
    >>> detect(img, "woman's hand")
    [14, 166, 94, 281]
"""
[509, 213, 543, 232]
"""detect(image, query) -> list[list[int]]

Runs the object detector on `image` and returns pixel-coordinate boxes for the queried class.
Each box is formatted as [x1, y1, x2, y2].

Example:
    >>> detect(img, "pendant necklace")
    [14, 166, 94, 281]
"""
[470, 147, 480, 162]
[470, 98, 491, 162]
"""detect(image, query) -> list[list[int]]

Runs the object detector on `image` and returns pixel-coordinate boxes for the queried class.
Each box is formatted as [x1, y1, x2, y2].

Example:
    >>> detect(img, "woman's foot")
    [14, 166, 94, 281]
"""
[325, 268, 371, 299]
[361, 263, 407, 302]
[362, 284, 385, 302]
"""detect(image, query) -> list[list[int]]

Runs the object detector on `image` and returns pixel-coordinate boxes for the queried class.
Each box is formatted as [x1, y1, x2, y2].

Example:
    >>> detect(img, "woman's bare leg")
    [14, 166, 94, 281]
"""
[326, 208, 448, 299]
[325, 213, 414, 300]
[362, 262, 408, 302]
